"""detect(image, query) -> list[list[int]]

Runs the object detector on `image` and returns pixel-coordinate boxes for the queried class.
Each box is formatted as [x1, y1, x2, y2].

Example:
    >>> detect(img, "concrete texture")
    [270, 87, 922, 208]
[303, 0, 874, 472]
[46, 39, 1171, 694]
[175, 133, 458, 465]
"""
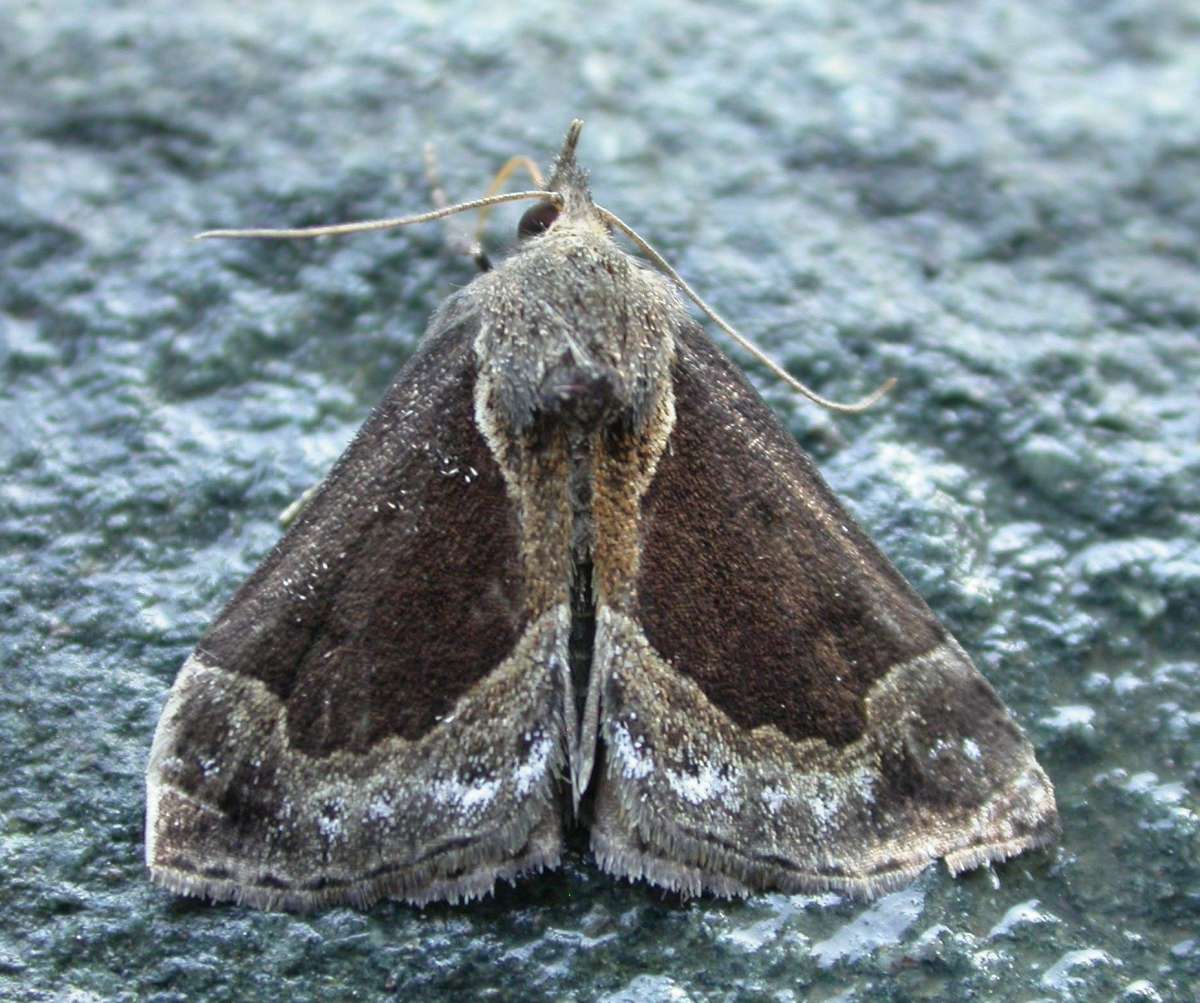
[1, 1, 1197, 1000]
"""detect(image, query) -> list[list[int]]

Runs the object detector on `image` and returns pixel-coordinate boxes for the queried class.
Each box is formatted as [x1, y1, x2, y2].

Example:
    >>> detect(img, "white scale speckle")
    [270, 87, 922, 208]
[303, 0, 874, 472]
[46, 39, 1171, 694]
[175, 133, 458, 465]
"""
[431, 775, 501, 814]
[666, 760, 739, 809]
[761, 786, 787, 814]
[855, 766, 876, 804]
[807, 779, 841, 828]
[792, 766, 877, 830]
[608, 721, 653, 779]
[462, 779, 500, 810]
[962, 737, 982, 761]
[513, 734, 553, 795]
[316, 800, 346, 841]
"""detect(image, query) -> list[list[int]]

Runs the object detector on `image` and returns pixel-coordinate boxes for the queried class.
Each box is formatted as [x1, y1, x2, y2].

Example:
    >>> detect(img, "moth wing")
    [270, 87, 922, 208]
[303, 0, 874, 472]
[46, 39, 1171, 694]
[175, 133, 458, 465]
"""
[146, 304, 571, 909]
[590, 322, 1058, 898]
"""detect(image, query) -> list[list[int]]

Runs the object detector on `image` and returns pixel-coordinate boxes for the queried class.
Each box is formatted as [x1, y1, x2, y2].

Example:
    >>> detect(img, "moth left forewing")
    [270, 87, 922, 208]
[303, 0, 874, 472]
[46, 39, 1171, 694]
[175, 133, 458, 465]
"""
[146, 307, 573, 910]
[589, 321, 1057, 898]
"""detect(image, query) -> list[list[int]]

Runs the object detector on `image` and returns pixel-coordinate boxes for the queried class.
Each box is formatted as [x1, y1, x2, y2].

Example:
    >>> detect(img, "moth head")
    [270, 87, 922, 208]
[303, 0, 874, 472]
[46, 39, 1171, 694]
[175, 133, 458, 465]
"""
[499, 121, 596, 243]
[192, 115, 891, 415]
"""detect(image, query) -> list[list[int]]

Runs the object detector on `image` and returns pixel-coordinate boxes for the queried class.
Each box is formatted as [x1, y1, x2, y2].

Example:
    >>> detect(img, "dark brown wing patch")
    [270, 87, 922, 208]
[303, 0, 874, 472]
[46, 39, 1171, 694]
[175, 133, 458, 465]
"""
[200, 320, 526, 755]
[635, 323, 943, 746]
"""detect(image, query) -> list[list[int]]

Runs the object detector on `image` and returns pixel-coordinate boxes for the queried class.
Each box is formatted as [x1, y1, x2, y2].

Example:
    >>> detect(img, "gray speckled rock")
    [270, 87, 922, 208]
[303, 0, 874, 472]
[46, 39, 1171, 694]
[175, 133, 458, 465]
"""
[2, 2, 1197, 1001]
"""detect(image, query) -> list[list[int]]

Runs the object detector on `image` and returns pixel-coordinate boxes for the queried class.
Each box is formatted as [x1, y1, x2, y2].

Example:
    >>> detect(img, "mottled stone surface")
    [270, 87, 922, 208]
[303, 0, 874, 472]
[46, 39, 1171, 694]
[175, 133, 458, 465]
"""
[1, 1, 1197, 1001]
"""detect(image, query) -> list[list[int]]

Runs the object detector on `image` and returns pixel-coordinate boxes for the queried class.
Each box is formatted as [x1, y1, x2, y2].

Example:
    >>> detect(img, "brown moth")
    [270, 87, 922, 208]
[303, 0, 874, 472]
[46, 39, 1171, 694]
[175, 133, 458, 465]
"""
[145, 121, 1058, 910]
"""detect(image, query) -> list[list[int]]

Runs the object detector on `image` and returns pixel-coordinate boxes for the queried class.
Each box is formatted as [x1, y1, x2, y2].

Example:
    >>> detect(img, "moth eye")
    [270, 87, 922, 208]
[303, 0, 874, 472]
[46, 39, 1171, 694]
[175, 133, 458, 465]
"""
[518, 202, 560, 239]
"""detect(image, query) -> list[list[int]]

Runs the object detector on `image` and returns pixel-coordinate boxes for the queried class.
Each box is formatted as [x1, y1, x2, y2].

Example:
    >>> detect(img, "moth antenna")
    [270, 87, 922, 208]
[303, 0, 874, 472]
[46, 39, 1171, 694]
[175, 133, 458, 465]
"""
[472, 155, 546, 243]
[195, 190, 562, 241]
[595, 205, 897, 414]
[422, 141, 490, 270]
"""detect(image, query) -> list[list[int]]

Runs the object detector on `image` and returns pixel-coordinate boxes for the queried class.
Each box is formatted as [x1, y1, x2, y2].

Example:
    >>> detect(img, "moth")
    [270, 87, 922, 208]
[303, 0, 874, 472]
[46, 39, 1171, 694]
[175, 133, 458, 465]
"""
[146, 120, 1058, 910]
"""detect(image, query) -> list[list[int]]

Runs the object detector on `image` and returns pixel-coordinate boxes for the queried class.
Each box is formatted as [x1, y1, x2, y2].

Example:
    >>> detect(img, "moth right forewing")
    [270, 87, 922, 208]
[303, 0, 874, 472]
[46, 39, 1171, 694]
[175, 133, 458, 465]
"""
[588, 320, 1057, 898]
